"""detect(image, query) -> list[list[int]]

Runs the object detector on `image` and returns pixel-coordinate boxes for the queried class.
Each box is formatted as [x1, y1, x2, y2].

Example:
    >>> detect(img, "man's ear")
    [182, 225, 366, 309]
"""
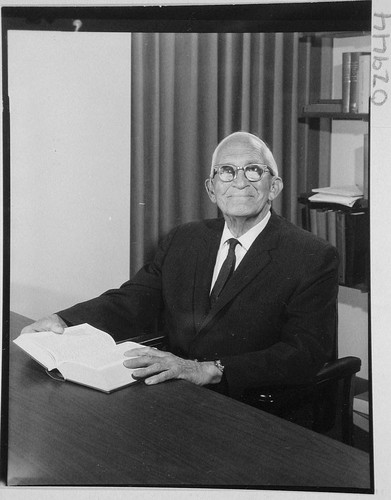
[205, 178, 217, 204]
[268, 177, 283, 202]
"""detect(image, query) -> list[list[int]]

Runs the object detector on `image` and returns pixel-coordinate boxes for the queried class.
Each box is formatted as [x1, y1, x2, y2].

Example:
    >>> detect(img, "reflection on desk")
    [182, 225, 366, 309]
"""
[6, 312, 372, 489]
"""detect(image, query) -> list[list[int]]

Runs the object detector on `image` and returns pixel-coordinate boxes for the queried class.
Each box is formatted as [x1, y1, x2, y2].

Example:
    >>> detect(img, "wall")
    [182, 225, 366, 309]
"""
[330, 35, 371, 379]
[9, 31, 132, 320]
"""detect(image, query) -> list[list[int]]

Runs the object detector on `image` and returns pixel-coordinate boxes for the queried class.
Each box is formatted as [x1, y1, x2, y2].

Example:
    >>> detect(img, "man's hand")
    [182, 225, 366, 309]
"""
[123, 347, 222, 386]
[21, 314, 67, 334]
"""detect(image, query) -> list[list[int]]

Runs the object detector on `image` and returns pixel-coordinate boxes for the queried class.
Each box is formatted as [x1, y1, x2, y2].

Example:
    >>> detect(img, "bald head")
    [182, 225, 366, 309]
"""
[210, 132, 279, 178]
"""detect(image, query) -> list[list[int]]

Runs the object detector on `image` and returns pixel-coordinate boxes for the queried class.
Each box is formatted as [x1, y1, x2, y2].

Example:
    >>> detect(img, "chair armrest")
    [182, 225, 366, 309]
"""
[316, 356, 361, 384]
[242, 356, 361, 411]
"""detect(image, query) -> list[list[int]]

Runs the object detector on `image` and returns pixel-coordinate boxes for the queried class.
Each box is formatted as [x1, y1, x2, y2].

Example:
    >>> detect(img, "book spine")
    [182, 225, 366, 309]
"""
[326, 210, 337, 247]
[302, 102, 343, 113]
[310, 208, 318, 236]
[358, 53, 371, 114]
[349, 52, 360, 113]
[301, 205, 310, 231]
[336, 211, 346, 284]
[342, 52, 352, 113]
[316, 209, 328, 241]
[345, 212, 368, 288]
[363, 133, 369, 200]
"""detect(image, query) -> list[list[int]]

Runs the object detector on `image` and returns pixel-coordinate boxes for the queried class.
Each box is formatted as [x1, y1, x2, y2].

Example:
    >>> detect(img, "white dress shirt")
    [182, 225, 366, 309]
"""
[210, 210, 271, 291]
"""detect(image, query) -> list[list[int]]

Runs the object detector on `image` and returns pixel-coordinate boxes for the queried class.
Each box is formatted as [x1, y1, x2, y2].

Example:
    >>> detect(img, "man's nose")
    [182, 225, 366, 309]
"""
[232, 169, 250, 187]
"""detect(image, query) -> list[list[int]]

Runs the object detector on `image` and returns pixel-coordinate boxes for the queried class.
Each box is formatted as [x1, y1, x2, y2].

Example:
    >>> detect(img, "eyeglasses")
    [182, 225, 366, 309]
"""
[212, 163, 273, 183]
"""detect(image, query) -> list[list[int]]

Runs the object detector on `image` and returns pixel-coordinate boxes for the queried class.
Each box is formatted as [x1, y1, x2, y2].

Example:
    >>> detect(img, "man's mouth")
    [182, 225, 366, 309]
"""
[227, 194, 254, 198]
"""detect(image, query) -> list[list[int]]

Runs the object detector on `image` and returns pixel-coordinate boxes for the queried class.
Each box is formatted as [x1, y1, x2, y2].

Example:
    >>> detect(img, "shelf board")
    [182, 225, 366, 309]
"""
[301, 111, 369, 120]
[302, 31, 370, 39]
[301, 101, 369, 120]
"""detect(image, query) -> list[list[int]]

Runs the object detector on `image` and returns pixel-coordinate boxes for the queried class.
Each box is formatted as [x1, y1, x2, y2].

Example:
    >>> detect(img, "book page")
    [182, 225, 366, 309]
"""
[58, 341, 143, 392]
[13, 334, 57, 370]
[18, 324, 115, 367]
[80, 341, 142, 369]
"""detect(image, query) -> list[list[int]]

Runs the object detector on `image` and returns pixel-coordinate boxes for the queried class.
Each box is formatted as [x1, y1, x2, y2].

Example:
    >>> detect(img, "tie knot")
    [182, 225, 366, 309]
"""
[227, 238, 240, 251]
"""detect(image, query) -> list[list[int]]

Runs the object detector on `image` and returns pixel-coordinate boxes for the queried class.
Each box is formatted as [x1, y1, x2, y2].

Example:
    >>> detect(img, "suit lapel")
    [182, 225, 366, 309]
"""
[197, 212, 281, 333]
[192, 219, 224, 331]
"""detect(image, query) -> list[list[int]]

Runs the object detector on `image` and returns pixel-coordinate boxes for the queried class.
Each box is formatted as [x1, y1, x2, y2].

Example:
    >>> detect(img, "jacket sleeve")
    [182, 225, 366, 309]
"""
[57, 227, 179, 341]
[219, 243, 339, 400]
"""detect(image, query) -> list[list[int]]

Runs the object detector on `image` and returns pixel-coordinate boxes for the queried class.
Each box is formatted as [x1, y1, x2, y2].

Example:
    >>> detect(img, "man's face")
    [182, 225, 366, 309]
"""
[206, 139, 279, 221]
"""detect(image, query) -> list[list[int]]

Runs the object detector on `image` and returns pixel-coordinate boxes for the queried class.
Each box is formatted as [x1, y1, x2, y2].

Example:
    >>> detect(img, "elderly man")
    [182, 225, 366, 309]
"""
[23, 131, 339, 400]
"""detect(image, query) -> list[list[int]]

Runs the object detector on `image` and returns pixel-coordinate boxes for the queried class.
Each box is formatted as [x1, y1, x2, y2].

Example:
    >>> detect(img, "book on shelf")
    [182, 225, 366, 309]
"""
[344, 211, 368, 288]
[349, 52, 360, 113]
[309, 207, 318, 236]
[312, 185, 363, 197]
[336, 210, 347, 283]
[300, 194, 368, 289]
[316, 209, 328, 241]
[363, 133, 369, 200]
[302, 99, 343, 114]
[309, 185, 363, 207]
[357, 53, 371, 114]
[342, 51, 371, 114]
[326, 209, 337, 247]
[335, 211, 368, 288]
[309, 193, 362, 207]
[342, 52, 352, 113]
[14, 323, 144, 393]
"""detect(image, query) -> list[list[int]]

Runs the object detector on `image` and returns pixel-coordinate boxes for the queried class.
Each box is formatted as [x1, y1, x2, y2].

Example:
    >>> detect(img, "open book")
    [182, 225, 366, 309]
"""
[13, 323, 144, 393]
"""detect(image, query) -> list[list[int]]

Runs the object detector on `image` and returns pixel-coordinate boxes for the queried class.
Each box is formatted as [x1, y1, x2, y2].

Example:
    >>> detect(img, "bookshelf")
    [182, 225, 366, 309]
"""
[299, 194, 369, 292]
[299, 32, 370, 293]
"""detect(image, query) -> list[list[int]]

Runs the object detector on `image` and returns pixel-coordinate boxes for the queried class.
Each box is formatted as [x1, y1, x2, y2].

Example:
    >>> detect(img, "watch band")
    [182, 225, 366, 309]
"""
[214, 359, 225, 374]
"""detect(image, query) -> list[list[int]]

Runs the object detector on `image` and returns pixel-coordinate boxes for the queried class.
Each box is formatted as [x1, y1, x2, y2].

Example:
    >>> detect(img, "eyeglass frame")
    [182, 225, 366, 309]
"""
[210, 163, 275, 183]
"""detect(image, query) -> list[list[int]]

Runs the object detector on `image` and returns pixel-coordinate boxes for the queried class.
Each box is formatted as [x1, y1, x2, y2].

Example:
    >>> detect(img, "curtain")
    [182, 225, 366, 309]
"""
[130, 32, 317, 276]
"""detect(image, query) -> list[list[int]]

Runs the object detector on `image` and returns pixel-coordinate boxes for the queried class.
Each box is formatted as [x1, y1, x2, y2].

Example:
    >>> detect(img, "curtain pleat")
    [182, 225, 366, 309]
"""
[282, 33, 300, 224]
[240, 33, 251, 130]
[130, 32, 315, 275]
[150, 34, 161, 243]
[219, 33, 234, 137]
[159, 33, 176, 236]
[269, 34, 285, 216]
[251, 34, 265, 133]
[130, 33, 146, 271]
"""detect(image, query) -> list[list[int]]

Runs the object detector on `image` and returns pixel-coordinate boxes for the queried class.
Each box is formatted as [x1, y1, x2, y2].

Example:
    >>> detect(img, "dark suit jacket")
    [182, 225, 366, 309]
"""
[58, 211, 339, 399]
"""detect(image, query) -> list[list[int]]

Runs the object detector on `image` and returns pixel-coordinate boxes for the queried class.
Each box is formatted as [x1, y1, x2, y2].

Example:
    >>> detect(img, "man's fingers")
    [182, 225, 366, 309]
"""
[21, 320, 64, 335]
[144, 370, 174, 385]
[123, 347, 150, 357]
[124, 346, 164, 358]
[123, 354, 158, 369]
[50, 323, 65, 334]
[128, 362, 168, 380]
[21, 325, 39, 334]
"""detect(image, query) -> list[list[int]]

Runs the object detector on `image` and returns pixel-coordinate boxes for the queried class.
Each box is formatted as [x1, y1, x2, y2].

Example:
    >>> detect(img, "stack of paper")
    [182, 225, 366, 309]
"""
[309, 185, 363, 207]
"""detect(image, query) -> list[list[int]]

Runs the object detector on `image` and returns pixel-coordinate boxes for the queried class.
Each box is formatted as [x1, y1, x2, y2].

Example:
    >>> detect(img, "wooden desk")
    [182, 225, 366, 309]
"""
[6, 312, 372, 489]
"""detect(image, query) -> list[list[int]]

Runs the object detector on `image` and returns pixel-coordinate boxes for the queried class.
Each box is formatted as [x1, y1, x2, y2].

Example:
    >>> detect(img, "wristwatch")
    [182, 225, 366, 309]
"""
[214, 359, 225, 374]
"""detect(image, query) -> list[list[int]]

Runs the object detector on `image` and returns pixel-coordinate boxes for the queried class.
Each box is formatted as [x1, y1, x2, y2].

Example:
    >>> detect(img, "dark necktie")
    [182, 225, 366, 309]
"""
[210, 238, 240, 305]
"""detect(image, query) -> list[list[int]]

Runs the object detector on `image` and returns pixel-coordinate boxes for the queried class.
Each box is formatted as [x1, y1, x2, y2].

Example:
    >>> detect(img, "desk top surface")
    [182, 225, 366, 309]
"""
[6, 312, 372, 489]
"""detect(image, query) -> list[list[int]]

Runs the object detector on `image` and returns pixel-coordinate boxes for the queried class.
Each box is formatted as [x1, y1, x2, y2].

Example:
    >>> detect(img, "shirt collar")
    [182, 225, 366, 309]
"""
[221, 209, 271, 251]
